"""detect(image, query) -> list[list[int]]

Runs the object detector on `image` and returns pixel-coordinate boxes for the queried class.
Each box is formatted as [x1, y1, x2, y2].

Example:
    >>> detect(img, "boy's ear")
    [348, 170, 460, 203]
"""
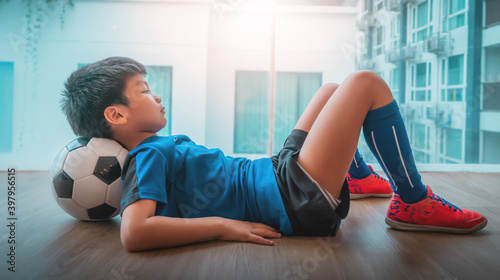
[104, 105, 128, 125]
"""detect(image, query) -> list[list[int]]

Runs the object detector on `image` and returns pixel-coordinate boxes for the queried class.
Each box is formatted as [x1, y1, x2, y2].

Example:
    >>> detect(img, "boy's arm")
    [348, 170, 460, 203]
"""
[120, 199, 281, 252]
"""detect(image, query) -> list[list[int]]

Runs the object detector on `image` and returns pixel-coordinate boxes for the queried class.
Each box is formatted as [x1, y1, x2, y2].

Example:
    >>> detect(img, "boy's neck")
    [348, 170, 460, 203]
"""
[114, 131, 157, 151]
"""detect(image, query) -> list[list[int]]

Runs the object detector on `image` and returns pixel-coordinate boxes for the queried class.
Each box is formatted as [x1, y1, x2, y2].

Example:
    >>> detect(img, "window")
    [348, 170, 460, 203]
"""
[482, 131, 500, 164]
[484, 46, 500, 84]
[363, 0, 370, 12]
[414, 123, 426, 149]
[145, 66, 173, 136]
[485, 0, 500, 27]
[234, 71, 322, 154]
[441, 59, 446, 85]
[447, 0, 466, 30]
[412, 0, 433, 42]
[374, 0, 383, 11]
[273, 72, 322, 153]
[440, 128, 463, 163]
[483, 46, 500, 110]
[234, 71, 270, 154]
[412, 123, 431, 163]
[390, 14, 401, 49]
[411, 62, 432, 102]
[482, 83, 500, 111]
[0, 62, 14, 153]
[374, 26, 385, 56]
[441, 54, 465, 102]
[390, 67, 400, 102]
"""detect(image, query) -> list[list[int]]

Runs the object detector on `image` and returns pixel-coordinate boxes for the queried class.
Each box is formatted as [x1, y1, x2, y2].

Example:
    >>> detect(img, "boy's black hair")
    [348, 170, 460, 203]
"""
[61, 57, 147, 139]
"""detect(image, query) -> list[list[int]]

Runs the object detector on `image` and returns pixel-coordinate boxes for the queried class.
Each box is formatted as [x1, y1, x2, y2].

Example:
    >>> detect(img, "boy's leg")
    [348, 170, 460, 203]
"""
[293, 81, 392, 199]
[362, 99, 486, 233]
[297, 70, 486, 233]
[347, 149, 372, 179]
[347, 151, 393, 199]
[297, 71, 394, 199]
[293, 82, 339, 132]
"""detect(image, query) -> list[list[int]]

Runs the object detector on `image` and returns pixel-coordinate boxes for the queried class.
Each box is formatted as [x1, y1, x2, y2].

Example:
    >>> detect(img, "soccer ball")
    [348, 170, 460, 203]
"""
[50, 137, 128, 221]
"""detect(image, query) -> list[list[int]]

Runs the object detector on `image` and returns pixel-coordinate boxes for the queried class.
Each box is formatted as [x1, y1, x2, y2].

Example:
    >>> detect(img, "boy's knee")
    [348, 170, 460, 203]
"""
[348, 70, 382, 85]
[321, 82, 340, 92]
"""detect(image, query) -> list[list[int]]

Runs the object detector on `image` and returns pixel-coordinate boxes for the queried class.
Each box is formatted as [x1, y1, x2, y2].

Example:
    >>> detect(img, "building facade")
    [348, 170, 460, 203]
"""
[355, 0, 500, 164]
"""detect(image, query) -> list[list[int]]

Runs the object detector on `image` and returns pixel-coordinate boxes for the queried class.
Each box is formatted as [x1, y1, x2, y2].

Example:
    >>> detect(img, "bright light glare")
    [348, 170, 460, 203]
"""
[239, 0, 276, 10]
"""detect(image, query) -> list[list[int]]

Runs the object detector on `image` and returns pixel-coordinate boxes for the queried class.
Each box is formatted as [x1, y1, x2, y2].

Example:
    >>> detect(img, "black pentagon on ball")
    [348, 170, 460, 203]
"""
[87, 203, 117, 220]
[93, 156, 121, 184]
[66, 137, 91, 152]
[53, 170, 74, 199]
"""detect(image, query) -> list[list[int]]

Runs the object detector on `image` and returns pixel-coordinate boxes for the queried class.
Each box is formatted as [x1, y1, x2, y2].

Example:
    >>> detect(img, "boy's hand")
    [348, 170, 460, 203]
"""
[218, 218, 281, 246]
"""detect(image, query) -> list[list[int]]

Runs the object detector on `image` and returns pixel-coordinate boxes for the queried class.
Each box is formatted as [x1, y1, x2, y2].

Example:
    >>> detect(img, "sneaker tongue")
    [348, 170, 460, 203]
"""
[426, 186, 433, 197]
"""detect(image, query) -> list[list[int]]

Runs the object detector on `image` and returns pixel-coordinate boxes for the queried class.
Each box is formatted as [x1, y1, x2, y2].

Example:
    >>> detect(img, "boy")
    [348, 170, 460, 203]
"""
[61, 57, 487, 252]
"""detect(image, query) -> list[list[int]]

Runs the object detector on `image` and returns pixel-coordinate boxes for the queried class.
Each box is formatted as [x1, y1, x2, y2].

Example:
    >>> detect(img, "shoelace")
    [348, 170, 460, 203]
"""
[432, 193, 462, 212]
[373, 172, 388, 182]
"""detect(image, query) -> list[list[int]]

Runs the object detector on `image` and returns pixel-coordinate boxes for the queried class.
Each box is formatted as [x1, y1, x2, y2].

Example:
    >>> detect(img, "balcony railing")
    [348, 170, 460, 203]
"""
[386, 0, 426, 11]
[356, 11, 378, 32]
[386, 44, 421, 63]
[483, 82, 500, 111]
[404, 0, 427, 5]
[385, 0, 402, 12]
[424, 33, 452, 55]
[425, 104, 446, 122]
[402, 102, 452, 125]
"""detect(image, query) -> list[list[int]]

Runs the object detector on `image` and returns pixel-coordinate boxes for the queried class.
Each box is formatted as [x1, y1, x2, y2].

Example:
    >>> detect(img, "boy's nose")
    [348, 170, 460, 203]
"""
[154, 94, 162, 103]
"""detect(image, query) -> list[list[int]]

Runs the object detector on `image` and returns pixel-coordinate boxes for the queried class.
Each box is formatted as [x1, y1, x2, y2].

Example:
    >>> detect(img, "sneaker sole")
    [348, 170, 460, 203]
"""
[350, 193, 393, 200]
[385, 217, 488, 234]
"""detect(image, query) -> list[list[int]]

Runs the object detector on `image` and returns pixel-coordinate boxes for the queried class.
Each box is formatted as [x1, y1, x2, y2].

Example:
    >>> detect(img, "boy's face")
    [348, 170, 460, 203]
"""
[121, 73, 167, 134]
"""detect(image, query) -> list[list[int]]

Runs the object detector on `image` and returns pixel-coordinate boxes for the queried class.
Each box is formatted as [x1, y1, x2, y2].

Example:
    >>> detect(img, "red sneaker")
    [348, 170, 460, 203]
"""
[385, 186, 487, 234]
[347, 165, 393, 199]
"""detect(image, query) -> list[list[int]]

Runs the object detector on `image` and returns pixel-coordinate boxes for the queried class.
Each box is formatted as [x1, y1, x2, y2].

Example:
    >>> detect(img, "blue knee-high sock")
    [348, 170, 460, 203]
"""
[362, 100, 427, 203]
[348, 149, 372, 179]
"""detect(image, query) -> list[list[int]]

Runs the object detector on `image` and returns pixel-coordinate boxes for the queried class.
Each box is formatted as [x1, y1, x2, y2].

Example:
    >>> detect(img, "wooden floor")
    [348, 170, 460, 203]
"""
[1, 171, 499, 280]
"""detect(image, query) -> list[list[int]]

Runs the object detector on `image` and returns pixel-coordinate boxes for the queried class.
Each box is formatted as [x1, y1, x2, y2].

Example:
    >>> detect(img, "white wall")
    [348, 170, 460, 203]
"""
[0, 0, 210, 170]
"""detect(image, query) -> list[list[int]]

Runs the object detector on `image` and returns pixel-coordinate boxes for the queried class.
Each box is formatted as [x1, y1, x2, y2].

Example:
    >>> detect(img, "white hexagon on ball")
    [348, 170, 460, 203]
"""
[87, 138, 124, 157]
[72, 175, 108, 209]
[64, 147, 99, 181]
[58, 198, 90, 220]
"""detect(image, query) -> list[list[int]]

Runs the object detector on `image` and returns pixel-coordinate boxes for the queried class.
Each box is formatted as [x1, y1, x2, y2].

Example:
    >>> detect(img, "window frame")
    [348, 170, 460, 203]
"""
[411, 0, 433, 43]
[440, 54, 466, 102]
[390, 67, 400, 101]
[410, 61, 432, 102]
[233, 70, 322, 155]
[389, 14, 401, 50]
[485, 0, 500, 27]
[144, 65, 173, 136]
[0, 61, 14, 153]
[412, 122, 432, 163]
[374, 0, 383, 11]
[447, 0, 467, 31]
[439, 127, 464, 163]
[374, 25, 385, 56]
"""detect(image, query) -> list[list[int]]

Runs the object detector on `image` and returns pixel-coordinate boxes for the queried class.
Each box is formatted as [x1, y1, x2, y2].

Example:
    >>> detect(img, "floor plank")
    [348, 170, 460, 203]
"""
[0, 171, 499, 280]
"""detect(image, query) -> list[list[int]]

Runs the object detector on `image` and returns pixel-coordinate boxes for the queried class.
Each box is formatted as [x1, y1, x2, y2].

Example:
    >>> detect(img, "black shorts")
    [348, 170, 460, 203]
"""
[271, 129, 350, 236]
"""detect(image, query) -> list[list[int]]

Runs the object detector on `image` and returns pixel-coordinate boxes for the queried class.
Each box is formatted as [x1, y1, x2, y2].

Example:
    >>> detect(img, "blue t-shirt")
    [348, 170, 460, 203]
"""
[120, 135, 293, 235]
